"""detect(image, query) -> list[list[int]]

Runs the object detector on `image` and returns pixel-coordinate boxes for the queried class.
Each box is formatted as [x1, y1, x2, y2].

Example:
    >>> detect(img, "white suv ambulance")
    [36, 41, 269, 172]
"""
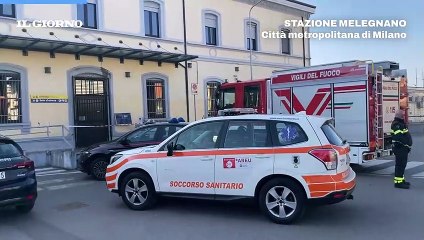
[106, 114, 356, 224]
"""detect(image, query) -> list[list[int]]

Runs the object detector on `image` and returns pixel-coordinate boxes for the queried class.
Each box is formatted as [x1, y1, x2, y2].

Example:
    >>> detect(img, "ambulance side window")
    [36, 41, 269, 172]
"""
[223, 120, 270, 148]
[272, 121, 308, 146]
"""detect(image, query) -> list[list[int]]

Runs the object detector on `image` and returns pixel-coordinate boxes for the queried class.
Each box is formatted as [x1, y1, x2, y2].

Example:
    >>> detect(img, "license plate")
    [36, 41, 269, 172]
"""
[0, 171, 5, 180]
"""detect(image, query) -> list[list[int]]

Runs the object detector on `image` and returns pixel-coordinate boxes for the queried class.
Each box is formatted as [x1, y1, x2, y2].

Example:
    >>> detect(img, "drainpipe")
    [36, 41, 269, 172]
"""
[302, 16, 306, 67]
[249, 0, 264, 81]
[182, 0, 190, 121]
[194, 61, 199, 120]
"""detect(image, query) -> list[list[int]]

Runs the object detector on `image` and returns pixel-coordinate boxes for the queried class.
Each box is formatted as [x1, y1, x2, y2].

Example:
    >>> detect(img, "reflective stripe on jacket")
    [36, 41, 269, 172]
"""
[391, 118, 412, 149]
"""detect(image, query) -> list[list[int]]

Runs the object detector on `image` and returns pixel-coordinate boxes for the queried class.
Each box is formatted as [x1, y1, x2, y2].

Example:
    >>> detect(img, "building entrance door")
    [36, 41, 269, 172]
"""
[73, 74, 110, 148]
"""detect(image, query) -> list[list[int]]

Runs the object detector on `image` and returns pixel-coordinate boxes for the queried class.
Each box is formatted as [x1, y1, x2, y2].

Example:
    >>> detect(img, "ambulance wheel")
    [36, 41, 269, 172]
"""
[120, 172, 157, 211]
[259, 178, 306, 224]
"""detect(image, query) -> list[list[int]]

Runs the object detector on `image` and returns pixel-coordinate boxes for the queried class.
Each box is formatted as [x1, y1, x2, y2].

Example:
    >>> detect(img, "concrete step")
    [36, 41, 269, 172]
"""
[26, 149, 77, 170]
[16, 137, 73, 153]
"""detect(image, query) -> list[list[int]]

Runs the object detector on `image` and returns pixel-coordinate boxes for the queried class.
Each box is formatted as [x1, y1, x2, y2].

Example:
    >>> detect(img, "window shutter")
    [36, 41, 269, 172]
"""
[247, 22, 257, 39]
[281, 29, 290, 54]
[205, 13, 217, 28]
[145, 1, 160, 13]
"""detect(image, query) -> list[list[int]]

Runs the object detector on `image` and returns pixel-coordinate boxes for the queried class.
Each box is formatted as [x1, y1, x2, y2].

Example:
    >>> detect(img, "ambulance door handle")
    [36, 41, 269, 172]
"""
[200, 157, 214, 161]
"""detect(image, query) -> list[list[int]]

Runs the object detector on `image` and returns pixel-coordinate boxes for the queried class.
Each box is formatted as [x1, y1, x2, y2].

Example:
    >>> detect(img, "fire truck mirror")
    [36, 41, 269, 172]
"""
[215, 99, 221, 110]
[214, 88, 221, 110]
[215, 86, 221, 98]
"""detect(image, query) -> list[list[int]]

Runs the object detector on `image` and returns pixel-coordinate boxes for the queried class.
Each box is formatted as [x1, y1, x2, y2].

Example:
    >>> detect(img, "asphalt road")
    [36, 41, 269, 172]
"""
[408, 124, 424, 163]
[1, 168, 423, 240]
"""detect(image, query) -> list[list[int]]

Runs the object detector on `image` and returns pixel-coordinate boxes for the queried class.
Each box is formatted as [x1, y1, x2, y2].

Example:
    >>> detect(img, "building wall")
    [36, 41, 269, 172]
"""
[0, 0, 314, 143]
[408, 87, 424, 122]
[0, 48, 283, 135]
[15, 0, 311, 57]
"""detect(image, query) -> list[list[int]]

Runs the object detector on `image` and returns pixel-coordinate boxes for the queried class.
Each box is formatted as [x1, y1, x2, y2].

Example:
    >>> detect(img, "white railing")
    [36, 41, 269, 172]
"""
[0, 125, 73, 149]
[409, 116, 424, 123]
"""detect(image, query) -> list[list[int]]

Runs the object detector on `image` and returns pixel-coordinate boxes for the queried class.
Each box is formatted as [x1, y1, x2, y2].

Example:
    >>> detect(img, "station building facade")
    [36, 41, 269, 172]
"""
[0, 0, 315, 153]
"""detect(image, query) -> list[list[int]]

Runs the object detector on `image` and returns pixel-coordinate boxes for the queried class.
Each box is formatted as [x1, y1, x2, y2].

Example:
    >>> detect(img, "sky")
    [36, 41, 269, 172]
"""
[301, 0, 424, 87]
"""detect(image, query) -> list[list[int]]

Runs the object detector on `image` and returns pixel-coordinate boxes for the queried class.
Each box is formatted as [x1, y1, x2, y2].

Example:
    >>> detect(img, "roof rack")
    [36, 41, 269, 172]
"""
[217, 108, 257, 116]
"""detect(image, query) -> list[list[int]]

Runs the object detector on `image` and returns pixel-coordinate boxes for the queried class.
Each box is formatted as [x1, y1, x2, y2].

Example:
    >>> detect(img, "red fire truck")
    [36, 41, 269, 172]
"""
[215, 61, 408, 165]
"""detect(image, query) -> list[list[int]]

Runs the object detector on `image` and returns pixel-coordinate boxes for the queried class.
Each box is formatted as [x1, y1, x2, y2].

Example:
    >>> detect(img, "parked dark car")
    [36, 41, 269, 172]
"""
[77, 121, 187, 180]
[0, 136, 37, 213]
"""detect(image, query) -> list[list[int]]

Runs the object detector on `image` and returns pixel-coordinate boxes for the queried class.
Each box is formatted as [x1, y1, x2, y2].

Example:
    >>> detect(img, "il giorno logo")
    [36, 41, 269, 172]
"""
[16, 20, 83, 28]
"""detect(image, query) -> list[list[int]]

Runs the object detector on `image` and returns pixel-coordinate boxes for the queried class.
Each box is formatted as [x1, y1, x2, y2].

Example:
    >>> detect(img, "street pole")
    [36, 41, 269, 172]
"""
[195, 61, 199, 120]
[422, 68, 424, 88]
[301, 16, 306, 67]
[416, 68, 418, 87]
[249, 0, 264, 81]
[182, 0, 190, 122]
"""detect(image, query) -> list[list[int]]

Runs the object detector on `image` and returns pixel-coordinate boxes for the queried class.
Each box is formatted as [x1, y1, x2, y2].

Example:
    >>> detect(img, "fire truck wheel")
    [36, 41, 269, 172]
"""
[259, 178, 306, 224]
[120, 172, 157, 211]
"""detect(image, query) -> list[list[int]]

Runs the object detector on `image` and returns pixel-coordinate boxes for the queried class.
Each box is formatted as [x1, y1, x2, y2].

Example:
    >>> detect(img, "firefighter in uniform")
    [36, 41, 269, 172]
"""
[391, 109, 413, 189]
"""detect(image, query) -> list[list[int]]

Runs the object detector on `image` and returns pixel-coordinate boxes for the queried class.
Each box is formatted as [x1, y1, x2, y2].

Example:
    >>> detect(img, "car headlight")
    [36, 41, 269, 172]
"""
[110, 154, 123, 164]
[78, 151, 91, 161]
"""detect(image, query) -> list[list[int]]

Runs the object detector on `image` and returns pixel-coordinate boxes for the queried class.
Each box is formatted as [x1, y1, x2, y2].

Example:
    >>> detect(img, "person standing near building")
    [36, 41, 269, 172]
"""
[391, 109, 413, 189]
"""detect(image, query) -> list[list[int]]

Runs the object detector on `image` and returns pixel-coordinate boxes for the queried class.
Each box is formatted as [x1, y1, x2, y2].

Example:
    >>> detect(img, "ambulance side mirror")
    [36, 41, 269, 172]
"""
[167, 143, 174, 156]
[215, 88, 221, 110]
[215, 85, 221, 98]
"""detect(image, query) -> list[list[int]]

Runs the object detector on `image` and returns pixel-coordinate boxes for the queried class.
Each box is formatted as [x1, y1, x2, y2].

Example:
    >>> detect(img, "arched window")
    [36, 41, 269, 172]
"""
[0, 4, 16, 18]
[0, 70, 22, 124]
[144, 1, 161, 37]
[281, 28, 291, 55]
[143, 74, 169, 119]
[203, 11, 220, 46]
[245, 19, 259, 51]
[77, 0, 98, 29]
